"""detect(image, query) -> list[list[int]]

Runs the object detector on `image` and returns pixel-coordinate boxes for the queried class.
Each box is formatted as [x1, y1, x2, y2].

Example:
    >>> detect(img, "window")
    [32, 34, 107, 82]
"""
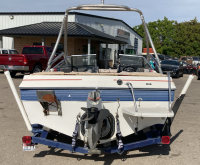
[83, 45, 95, 54]
[102, 48, 112, 60]
[125, 49, 135, 55]
[22, 47, 44, 54]
[46, 47, 52, 57]
[9, 50, 19, 54]
[2, 50, 8, 54]
[134, 38, 138, 53]
[158, 55, 165, 60]
[33, 42, 42, 46]
[193, 57, 198, 60]
[181, 57, 186, 60]
[161, 60, 179, 66]
[51, 43, 63, 54]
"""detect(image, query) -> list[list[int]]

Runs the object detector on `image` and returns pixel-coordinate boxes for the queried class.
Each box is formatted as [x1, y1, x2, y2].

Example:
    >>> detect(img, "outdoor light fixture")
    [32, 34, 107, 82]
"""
[9, 15, 14, 19]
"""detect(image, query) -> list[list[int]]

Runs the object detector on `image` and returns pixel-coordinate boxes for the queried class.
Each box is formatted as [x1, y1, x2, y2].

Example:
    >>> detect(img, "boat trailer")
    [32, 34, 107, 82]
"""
[30, 124, 164, 155]
[4, 69, 194, 154]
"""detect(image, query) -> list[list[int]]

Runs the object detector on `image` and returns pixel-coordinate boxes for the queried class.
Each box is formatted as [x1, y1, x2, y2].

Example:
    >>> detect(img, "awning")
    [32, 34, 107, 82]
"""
[0, 22, 128, 44]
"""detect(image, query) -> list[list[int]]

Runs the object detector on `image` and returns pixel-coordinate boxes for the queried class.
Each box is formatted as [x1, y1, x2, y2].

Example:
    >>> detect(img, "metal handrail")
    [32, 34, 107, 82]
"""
[46, 1, 162, 74]
[125, 82, 138, 112]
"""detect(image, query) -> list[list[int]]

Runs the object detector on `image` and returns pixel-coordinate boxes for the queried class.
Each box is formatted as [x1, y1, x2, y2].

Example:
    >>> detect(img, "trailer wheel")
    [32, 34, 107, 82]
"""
[10, 72, 16, 78]
[32, 65, 42, 73]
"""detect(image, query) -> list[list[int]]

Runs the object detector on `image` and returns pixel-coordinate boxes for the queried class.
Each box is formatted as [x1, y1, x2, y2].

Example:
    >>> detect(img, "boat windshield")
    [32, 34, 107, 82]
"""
[119, 54, 152, 69]
[53, 54, 97, 72]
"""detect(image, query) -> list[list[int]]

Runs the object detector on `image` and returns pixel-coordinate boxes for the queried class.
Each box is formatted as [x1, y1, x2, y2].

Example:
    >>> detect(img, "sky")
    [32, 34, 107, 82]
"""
[1, 0, 200, 27]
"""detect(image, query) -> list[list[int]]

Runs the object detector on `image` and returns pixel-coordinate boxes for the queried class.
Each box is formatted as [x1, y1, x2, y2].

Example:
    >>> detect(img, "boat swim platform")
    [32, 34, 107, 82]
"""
[122, 106, 174, 117]
[33, 71, 167, 77]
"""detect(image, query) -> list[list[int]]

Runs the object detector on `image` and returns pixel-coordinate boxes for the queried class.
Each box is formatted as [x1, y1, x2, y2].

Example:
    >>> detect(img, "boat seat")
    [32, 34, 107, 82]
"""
[122, 106, 174, 117]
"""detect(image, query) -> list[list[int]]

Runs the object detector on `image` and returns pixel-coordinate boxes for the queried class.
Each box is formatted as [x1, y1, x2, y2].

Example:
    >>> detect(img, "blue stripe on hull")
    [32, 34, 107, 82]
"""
[20, 89, 174, 101]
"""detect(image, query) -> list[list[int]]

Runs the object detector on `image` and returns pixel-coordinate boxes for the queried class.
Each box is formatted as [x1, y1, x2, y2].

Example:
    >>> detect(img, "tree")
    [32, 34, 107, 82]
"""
[133, 17, 177, 56]
[134, 17, 200, 57]
[174, 17, 200, 56]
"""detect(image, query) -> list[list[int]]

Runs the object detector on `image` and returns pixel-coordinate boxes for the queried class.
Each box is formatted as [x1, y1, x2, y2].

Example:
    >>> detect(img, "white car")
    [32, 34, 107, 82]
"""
[0, 48, 19, 54]
[192, 56, 200, 65]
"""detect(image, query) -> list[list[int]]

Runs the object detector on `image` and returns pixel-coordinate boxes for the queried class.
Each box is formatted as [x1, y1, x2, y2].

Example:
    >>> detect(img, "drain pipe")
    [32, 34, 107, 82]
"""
[4, 71, 32, 131]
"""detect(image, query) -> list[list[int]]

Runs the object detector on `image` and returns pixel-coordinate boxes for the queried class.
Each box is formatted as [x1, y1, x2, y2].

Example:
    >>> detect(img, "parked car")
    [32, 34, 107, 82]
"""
[179, 56, 193, 64]
[192, 56, 200, 65]
[0, 45, 61, 77]
[0, 48, 19, 55]
[161, 60, 184, 78]
[185, 64, 197, 74]
[182, 61, 189, 73]
[158, 54, 165, 61]
[172, 57, 179, 60]
[197, 64, 200, 80]
[164, 55, 172, 60]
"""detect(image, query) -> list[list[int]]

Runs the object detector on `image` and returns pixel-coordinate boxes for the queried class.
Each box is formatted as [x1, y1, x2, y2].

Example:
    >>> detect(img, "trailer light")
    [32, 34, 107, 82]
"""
[22, 136, 32, 144]
[161, 136, 170, 144]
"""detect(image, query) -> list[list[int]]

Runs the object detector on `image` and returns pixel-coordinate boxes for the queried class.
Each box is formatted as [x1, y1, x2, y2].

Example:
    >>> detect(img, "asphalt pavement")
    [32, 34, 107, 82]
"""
[0, 72, 199, 165]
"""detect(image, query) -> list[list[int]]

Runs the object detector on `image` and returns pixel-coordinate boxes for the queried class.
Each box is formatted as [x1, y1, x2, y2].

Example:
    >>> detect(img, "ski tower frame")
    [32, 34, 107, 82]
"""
[45, 2, 163, 74]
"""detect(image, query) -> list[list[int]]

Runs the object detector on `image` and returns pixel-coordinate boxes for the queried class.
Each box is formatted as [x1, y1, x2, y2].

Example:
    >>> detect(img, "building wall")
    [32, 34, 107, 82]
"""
[14, 37, 100, 57]
[0, 13, 142, 54]
[1, 12, 143, 68]
[75, 14, 143, 58]
[0, 14, 72, 49]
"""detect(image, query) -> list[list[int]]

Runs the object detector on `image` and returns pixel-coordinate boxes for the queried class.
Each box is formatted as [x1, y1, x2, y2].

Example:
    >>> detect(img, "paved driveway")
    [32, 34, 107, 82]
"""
[0, 72, 199, 165]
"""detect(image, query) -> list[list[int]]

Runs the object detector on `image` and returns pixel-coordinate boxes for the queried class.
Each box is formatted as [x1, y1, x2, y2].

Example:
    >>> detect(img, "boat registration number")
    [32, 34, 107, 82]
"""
[23, 144, 35, 151]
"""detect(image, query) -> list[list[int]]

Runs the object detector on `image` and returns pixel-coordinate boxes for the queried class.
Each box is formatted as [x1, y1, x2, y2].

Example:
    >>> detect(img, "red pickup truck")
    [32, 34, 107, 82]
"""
[0, 45, 53, 77]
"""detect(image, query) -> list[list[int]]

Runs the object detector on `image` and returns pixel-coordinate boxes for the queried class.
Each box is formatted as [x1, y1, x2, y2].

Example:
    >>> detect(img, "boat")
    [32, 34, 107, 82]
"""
[5, 0, 194, 155]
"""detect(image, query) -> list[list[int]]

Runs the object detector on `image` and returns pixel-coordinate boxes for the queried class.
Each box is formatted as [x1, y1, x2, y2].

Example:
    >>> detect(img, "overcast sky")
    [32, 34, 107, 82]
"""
[1, 0, 200, 27]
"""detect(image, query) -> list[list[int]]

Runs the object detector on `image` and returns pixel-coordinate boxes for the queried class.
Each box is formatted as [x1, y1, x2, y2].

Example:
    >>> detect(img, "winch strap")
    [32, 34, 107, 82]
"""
[71, 121, 79, 151]
[116, 120, 124, 150]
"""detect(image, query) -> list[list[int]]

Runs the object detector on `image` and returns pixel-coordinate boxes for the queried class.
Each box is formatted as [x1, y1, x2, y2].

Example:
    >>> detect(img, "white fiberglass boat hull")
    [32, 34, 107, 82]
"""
[19, 74, 176, 143]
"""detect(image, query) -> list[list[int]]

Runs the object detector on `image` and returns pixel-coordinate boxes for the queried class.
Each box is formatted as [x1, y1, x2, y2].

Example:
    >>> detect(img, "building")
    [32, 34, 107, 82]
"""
[0, 12, 142, 68]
